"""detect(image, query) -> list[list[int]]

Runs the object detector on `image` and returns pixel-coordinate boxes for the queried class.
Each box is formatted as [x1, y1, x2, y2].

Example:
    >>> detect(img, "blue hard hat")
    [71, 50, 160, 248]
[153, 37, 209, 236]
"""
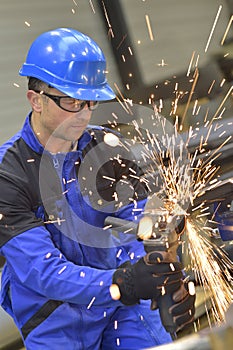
[19, 28, 116, 101]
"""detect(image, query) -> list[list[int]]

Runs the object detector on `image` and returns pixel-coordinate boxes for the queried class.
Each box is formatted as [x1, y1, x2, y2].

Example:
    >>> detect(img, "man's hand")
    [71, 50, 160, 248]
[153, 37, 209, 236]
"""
[169, 281, 196, 332]
[111, 251, 183, 305]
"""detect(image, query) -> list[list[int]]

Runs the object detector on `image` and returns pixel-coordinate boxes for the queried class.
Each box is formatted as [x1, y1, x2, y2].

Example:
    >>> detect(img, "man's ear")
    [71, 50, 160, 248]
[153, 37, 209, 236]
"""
[27, 90, 43, 112]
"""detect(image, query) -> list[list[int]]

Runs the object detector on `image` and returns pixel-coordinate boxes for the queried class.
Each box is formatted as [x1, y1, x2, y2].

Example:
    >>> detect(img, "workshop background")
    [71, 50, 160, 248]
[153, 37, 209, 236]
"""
[0, 1, 233, 349]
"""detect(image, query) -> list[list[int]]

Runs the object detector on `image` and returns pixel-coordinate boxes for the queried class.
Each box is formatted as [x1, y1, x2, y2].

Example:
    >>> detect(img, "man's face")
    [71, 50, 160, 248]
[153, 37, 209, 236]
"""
[38, 88, 93, 143]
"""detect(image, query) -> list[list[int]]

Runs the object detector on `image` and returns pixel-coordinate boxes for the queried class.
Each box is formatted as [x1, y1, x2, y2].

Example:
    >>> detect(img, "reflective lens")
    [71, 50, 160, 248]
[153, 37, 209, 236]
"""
[60, 98, 99, 112]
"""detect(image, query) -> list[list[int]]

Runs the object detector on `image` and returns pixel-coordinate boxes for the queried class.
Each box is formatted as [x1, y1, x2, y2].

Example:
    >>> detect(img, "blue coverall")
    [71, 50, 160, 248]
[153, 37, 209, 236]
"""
[0, 113, 172, 349]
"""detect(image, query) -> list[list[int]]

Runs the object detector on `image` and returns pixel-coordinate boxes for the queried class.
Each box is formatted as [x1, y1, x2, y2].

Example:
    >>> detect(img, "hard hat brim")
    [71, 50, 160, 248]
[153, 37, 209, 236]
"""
[49, 82, 116, 101]
[20, 65, 116, 101]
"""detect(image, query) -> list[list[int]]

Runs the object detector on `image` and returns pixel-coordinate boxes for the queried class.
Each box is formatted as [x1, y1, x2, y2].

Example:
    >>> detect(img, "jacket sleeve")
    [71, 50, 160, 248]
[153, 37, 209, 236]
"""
[113, 198, 147, 263]
[1, 226, 121, 307]
[0, 149, 120, 307]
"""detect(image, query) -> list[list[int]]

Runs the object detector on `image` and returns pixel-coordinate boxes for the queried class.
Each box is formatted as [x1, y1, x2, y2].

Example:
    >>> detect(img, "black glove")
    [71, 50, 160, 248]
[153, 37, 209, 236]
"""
[112, 251, 183, 306]
[169, 281, 196, 332]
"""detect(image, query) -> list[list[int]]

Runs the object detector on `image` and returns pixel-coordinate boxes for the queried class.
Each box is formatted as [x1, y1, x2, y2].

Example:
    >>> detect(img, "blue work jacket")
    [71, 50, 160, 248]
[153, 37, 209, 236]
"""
[0, 113, 156, 342]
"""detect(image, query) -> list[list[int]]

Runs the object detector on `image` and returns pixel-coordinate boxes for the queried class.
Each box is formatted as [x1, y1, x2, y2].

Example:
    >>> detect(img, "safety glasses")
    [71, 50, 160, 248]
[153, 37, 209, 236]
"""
[34, 91, 99, 113]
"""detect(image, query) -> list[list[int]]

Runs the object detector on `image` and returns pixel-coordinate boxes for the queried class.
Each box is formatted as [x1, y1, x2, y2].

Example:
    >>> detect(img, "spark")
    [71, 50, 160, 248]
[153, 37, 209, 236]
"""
[211, 85, 233, 120]
[116, 249, 122, 258]
[128, 46, 133, 55]
[103, 224, 113, 230]
[116, 35, 127, 50]
[219, 131, 226, 138]
[129, 167, 137, 174]
[186, 218, 232, 323]
[44, 219, 65, 225]
[208, 80, 216, 95]
[123, 228, 135, 234]
[188, 281, 195, 296]
[161, 286, 165, 296]
[114, 83, 133, 115]
[220, 15, 233, 45]
[187, 51, 196, 76]
[102, 175, 116, 182]
[181, 68, 199, 126]
[129, 174, 140, 181]
[204, 5, 222, 52]
[192, 99, 199, 115]
[145, 15, 154, 41]
[89, 0, 96, 13]
[220, 78, 226, 88]
[128, 109, 233, 325]
[87, 297, 96, 309]
[157, 59, 168, 67]
[67, 178, 76, 183]
[170, 263, 175, 271]
[101, 0, 114, 38]
[130, 252, 135, 260]
[58, 266, 67, 275]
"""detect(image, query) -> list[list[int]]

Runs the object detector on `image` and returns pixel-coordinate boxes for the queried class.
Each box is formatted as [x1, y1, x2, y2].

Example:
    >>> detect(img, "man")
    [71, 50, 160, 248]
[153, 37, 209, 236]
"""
[0, 28, 195, 349]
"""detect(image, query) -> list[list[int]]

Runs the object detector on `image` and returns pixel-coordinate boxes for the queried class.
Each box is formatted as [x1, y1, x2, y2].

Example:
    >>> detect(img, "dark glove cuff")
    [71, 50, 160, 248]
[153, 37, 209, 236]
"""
[112, 267, 139, 305]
